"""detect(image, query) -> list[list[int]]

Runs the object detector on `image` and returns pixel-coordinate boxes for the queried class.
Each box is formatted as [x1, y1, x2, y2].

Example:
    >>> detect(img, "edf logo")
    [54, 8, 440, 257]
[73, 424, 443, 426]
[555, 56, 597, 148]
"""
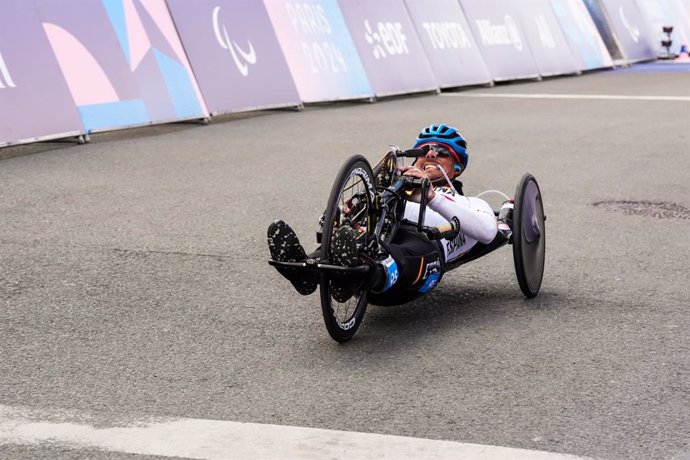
[0, 53, 17, 89]
[364, 20, 409, 59]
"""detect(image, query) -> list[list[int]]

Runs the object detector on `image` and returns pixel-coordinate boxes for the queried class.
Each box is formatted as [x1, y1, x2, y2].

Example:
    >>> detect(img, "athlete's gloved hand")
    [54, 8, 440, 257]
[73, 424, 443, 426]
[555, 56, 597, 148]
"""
[399, 165, 436, 201]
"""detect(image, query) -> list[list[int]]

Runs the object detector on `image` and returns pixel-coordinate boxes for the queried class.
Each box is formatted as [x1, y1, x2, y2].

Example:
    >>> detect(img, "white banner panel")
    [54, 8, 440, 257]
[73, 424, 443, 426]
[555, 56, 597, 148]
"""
[517, 0, 581, 77]
[459, 0, 540, 81]
[404, 0, 491, 88]
[338, 0, 438, 97]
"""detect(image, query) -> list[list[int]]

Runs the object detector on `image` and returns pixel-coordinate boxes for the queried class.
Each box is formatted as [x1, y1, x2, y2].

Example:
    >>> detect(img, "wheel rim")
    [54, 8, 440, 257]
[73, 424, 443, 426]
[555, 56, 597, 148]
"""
[326, 169, 372, 325]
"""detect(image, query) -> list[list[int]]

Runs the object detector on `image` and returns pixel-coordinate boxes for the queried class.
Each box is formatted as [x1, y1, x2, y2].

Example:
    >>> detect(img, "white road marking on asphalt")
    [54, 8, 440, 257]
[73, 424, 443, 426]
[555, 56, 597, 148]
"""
[0, 404, 589, 460]
[442, 93, 690, 102]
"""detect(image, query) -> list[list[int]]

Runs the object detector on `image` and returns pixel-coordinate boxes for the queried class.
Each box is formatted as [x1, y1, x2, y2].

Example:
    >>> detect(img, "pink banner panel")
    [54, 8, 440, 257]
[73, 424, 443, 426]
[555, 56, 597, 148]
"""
[338, 0, 439, 97]
[167, 0, 301, 114]
[404, 0, 491, 88]
[34, 0, 208, 133]
[264, 0, 373, 103]
[0, 1, 83, 147]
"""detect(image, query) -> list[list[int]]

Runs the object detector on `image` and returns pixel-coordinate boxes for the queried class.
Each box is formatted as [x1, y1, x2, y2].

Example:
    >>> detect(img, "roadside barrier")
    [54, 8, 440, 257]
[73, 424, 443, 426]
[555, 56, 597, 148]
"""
[0, 0, 682, 148]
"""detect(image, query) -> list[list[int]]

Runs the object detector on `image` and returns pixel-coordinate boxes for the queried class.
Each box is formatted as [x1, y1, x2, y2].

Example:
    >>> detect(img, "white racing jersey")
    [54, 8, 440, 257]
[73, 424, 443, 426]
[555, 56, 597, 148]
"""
[403, 186, 498, 263]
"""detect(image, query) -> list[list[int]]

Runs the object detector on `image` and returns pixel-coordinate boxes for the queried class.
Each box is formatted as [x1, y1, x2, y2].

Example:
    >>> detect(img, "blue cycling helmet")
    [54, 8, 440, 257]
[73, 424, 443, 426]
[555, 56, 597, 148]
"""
[413, 123, 468, 169]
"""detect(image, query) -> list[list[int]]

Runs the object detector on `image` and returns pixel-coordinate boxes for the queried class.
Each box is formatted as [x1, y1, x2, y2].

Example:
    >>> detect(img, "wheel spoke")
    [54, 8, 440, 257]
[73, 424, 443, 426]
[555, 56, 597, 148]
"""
[320, 156, 375, 341]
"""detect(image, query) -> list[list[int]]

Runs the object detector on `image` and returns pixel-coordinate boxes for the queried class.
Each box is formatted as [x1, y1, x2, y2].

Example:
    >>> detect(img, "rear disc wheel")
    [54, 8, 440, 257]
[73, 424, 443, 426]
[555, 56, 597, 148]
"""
[512, 173, 546, 298]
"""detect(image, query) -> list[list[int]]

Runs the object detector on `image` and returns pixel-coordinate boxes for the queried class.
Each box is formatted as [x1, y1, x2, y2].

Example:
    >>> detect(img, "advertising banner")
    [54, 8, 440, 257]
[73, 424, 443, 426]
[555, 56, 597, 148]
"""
[582, 0, 625, 61]
[167, 0, 300, 115]
[338, 0, 438, 97]
[459, 0, 540, 81]
[600, 0, 656, 61]
[0, 1, 83, 147]
[516, 0, 580, 77]
[264, 0, 373, 102]
[404, 0, 491, 88]
[669, 0, 690, 34]
[34, 0, 208, 133]
[637, 0, 690, 54]
[549, 0, 614, 69]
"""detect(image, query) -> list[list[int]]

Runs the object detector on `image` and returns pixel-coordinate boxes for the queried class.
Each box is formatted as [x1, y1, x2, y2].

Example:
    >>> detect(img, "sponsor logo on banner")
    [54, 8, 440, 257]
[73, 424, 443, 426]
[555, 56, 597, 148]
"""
[0, 53, 17, 89]
[364, 20, 409, 59]
[535, 15, 556, 48]
[475, 15, 523, 51]
[285, 2, 347, 74]
[212, 6, 257, 77]
[619, 6, 640, 43]
[421, 22, 472, 50]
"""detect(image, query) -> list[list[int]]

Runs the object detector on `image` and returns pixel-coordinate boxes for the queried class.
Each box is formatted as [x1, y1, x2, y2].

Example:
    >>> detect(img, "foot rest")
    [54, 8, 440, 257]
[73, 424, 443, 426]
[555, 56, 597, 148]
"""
[268, 258, 370, 274]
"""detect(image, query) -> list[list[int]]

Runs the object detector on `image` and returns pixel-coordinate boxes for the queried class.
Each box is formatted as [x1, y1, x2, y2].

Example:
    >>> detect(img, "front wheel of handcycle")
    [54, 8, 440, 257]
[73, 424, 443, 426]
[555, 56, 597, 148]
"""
[320, 155, 377, 342]
[512, 173, 546, 298]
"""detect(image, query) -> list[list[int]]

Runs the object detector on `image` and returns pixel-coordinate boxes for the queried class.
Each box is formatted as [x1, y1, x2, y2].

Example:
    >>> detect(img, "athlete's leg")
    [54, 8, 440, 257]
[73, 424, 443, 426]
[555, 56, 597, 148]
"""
[267, 220, 317, 295]
[368, 225, 444, 305]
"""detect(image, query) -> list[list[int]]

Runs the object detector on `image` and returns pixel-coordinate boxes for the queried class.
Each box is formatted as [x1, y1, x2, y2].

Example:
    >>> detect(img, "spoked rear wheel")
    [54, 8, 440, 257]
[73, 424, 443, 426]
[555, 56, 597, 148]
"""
[320, 155, 376, 342]
[512, 173, 546, 298]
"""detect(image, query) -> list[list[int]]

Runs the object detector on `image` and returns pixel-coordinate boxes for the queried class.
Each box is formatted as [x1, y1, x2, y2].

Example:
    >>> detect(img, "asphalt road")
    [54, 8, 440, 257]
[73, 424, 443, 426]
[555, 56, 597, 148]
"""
[1, 62, 689, 459]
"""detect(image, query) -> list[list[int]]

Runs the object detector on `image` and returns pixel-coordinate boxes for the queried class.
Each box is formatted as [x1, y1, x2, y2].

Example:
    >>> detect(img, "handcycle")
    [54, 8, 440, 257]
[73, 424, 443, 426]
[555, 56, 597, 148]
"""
[269, 148, 546, 342]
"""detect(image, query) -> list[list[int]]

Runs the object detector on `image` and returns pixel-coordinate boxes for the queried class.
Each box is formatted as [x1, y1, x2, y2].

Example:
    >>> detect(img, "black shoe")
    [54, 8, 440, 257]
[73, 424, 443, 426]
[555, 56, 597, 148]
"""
[267, 220, 317, 295]
[330, 226, 360, 302]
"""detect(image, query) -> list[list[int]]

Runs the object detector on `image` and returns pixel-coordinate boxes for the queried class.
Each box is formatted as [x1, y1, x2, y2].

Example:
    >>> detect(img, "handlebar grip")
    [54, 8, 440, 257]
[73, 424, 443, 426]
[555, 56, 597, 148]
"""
[397, 148, 426, 158]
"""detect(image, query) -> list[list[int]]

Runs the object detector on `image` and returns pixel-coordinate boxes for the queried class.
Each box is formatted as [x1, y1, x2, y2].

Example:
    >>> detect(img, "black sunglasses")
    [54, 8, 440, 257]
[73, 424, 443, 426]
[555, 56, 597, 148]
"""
[421, 144, 453, 158]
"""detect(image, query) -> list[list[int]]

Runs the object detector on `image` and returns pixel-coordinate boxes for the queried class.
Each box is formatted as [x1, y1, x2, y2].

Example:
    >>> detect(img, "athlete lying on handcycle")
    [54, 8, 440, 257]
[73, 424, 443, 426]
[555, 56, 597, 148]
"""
[267, 123, 545, 342]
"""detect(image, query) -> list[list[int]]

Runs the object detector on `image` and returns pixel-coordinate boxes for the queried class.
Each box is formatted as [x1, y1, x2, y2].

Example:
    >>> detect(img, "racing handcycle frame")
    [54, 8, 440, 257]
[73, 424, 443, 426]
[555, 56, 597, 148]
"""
[269, 148, 546, 342]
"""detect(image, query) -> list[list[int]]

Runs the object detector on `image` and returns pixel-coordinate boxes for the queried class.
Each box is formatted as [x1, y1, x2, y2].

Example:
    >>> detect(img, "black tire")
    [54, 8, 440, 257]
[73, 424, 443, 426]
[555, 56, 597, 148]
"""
[512, 173, 546, 298]
[320, 155, 376, 342]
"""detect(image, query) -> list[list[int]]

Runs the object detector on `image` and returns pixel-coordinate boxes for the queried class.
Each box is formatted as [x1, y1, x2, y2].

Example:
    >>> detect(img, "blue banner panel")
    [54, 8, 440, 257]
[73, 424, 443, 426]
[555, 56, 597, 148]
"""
[0, 1, 83, 147]
[167, 0, 301, 115]
[517, 0, 581, 77]
[582, 0, 626, 61]
[338, 0, 438, 97]
[404, 0, 491, 88]
[550, 0, 614, 70]
[601, 0, 656, 61]
[459, 0, 540, 81]
[264, 0, 373, 103]
[34, 0, 208, 133]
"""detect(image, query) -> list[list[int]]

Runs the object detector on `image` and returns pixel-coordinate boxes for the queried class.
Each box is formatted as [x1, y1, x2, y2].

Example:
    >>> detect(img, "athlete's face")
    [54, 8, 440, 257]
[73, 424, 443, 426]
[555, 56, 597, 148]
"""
[414, 144, 462, 183]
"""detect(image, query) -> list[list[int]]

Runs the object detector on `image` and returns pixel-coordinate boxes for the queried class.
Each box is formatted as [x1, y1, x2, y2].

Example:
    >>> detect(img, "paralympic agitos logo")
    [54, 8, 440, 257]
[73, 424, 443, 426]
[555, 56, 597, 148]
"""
[0, 53, 17, 89]
[212, 6, 257, 77]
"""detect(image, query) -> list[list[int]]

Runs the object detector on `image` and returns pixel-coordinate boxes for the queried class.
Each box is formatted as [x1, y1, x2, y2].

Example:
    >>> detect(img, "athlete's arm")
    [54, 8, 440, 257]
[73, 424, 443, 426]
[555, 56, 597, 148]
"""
[427, 190, 497, 244]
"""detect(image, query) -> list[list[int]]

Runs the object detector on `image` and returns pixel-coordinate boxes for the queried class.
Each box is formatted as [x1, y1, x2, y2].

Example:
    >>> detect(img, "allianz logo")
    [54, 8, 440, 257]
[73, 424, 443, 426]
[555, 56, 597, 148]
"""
[212, 6, 256, 77]
[421, 22, 472, 50]
[0, 53, 17, 89]
[475, 15, 523, 51]
[364, 20, 409, 59]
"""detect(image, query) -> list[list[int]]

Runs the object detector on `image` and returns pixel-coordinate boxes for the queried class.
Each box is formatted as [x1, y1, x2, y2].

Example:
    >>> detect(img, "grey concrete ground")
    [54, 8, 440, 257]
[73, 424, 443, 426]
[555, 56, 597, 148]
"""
[1, 63, 689, 459]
